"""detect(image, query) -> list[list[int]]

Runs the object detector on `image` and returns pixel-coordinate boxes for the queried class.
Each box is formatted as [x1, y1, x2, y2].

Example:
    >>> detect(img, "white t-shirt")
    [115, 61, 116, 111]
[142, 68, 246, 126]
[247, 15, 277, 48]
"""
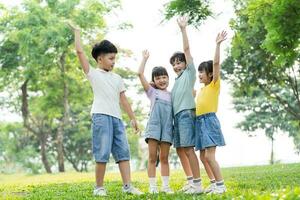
[86, 67, 125, 119]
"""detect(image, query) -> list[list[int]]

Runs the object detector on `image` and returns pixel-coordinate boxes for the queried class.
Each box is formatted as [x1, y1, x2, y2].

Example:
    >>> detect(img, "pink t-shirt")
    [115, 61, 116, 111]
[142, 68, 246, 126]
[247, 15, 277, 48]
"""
[146, 86, 171, 112]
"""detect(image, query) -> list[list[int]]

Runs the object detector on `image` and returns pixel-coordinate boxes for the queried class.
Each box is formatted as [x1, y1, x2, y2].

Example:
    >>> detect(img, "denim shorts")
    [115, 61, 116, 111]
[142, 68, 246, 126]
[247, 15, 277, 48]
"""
[145, 98, 173, 144]
[91, 113, 130, 163]
[195, 113, 225, 151]
[173, 109, 196, 148]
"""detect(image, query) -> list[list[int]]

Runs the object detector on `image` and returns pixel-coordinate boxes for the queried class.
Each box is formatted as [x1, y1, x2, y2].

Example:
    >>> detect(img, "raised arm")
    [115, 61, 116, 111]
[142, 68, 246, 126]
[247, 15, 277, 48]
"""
[68, 22, 90, 74]
[137, 50, 150, 91]
[177, 16, 193, 64]
[120, 92, 139, 133]
[213, 30, 227, 83]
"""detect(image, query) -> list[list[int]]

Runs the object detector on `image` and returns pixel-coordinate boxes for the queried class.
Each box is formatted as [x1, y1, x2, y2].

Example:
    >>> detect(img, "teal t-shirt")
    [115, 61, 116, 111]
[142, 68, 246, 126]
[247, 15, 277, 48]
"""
[171, 62, 196, 116]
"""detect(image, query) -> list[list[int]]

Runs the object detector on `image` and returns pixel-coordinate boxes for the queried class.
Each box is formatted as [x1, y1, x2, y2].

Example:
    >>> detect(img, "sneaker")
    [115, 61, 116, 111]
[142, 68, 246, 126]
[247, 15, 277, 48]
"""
[161, 186, 174, 194]
[149, 186, 159, 194]
[209, 185, 226, 194]
[93, 187, 107, 196]
[184, 185, 204, 194]
[123, 185, 144, 195]
[179, 183, 193, 192]
[204, 183, 216, 193]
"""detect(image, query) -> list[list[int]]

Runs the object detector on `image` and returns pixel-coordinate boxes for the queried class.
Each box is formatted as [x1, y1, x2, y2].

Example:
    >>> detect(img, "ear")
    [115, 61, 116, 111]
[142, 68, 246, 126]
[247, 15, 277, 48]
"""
[97, 55, 102, 63]
[208, 72, 213, 78]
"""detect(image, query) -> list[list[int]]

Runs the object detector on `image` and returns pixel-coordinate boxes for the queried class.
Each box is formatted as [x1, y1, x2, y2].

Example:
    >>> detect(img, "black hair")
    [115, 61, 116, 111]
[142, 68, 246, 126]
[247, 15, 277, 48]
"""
[169, 51, 186, 65]
[198, 60, 213, 81]
[91, 40, 118, 61]
[151, 66, 168, 82]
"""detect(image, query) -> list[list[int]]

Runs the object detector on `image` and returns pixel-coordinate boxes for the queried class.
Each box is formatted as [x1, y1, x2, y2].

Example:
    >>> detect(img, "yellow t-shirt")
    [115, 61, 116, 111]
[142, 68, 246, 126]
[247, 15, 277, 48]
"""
[196, 78, 220, 116]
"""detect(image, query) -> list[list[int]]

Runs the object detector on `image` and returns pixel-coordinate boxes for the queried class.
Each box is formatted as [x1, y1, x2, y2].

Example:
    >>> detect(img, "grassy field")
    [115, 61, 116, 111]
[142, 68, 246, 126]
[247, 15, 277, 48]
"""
[0, 163, 300, 199]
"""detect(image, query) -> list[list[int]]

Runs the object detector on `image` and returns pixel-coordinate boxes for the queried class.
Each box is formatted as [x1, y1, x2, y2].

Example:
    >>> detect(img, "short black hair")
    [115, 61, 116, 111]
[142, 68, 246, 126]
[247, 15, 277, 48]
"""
[91, 40, 118, 61]
[198, 60, 213, 79]
[152, 66, 168, 82]
[169, 51, 186, 65]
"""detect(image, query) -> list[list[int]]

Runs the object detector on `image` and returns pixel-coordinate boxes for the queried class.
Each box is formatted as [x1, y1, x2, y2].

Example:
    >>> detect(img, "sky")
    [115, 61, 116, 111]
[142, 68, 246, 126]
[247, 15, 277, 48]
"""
[0, 0, 299, 167]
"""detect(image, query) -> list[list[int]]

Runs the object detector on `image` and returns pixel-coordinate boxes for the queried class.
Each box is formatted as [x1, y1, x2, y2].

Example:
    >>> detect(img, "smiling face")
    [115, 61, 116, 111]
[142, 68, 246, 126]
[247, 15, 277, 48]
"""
[97, 53, 116, 71]
[153, 75, 169, 90]
[198, 70, 213, 85]
[172, 59, 187, 75]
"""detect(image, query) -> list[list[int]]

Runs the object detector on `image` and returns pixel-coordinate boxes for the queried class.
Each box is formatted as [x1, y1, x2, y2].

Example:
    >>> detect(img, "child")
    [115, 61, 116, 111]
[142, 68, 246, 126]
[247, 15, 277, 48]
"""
[195, 31, 227, 194]
[69, 22, 143, 196]
[170, 16, 203, 194]
[137, 50, 174, 194]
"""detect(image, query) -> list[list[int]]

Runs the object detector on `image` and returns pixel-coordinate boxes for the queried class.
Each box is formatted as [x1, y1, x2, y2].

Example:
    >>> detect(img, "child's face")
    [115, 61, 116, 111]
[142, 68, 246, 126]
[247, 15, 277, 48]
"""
[172, 59, 186, 75]
[153, 75, 169, 90]
[98, 53, 116, 71]
[198, 70, 212, 85]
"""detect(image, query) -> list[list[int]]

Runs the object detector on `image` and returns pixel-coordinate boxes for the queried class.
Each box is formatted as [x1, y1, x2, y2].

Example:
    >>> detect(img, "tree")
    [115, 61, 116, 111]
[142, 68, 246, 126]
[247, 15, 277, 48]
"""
[0, 0, 118, 173]
[222, 0, 300, 152]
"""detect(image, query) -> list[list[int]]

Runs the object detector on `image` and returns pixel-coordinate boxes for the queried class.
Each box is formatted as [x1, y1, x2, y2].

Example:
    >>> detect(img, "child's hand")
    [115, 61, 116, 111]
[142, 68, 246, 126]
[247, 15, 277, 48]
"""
[216, 30, 227, 44]
[66, 20, 80, 32]
[177, 16, 189, 29]
[130, 119, 140, 134]
[142, 50, 150, 60]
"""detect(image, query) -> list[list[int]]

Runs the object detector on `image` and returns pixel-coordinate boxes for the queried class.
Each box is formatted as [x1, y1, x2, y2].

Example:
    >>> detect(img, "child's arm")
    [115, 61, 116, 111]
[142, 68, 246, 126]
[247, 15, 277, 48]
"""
[120, 92, 139, 133]
[213, 31, 227, 83]
[137, 50, 150, 91]
[177, 16, 193, 64]
[68, 22, 90, 74]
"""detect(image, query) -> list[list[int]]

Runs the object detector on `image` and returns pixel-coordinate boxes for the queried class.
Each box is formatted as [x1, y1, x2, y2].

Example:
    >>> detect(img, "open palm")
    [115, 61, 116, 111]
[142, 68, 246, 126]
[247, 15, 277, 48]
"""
[216, 30, 227, 44]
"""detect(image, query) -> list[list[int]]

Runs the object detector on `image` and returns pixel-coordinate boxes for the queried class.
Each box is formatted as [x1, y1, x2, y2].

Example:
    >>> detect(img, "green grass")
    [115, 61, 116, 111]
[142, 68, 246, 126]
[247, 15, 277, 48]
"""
[1, 163, 300, 199]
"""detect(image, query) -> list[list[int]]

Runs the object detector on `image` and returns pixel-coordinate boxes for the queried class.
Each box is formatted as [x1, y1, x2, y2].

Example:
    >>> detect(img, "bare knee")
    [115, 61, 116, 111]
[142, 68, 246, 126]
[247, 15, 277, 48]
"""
[200, 151, 206, 163]
[184, 147, 194, 157]
[148, 153, 157, 164]
[205, 153, 215, 163]
[160, 154, 169, 165]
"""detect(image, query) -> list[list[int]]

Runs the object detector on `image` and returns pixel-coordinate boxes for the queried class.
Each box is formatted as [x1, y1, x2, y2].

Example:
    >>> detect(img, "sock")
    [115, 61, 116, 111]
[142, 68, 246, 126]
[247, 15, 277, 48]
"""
[210, 179, 216, 184]
[149, 177, 157, 188]
[123, 183, 131, 190]
[216, 180, 224, 186]
[187, 176, 193, 185]
[162, 176, 169, 188]
[193, 178, 202, 187]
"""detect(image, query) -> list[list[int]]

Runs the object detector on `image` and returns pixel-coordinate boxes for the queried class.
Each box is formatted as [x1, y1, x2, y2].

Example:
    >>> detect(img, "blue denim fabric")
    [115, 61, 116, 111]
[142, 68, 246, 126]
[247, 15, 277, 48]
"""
[92, 113, 130, 163]
[195, 113, 225, 151]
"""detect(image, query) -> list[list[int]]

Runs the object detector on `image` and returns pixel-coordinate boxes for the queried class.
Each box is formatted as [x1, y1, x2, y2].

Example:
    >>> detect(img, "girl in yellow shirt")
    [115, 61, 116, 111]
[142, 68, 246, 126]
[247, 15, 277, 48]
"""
[195, 31, 227, 194]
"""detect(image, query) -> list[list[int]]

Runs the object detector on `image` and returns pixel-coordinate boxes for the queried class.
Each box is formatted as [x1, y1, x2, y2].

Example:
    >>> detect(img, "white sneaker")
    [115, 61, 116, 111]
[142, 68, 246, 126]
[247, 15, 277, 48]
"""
[179, 183, 193, 192]
[93, 187, 107, 196]
[184, 185, 204, 194]
[123, 185, 144, 195]
[161, 186, 174, 194]
[149, 186, 159, 194]
[204, 183, 216, 193]
[209, 185, 226, 194]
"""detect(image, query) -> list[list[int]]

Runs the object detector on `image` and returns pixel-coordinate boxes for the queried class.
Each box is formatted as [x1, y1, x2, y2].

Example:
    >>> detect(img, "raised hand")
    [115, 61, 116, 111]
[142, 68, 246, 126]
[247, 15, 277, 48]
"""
[177, 16, 189, 29]
[66, 20, 80, 32]
[142, 50, 150, 60]
[216, 30, 227, 44]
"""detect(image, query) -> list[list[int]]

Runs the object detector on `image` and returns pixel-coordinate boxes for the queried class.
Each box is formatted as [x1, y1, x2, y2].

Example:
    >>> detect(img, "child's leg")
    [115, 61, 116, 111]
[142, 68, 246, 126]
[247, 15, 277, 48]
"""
[148, 139, 159, 177]
[184, 147, 200, 179]
[118, 160, 131, 185]
[95, 162, 106, 187]
[176, 147, 193, 177]
[159, 142, 170, 177]
[160, 142, 173, 192]
[199, 150, 215, 180]
[205, 147, 223, 181]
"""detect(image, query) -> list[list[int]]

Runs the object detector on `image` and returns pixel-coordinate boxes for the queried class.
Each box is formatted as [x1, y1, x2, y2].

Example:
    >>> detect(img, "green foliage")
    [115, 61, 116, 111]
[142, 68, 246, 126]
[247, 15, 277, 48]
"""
[163, 0, 213, 27]
[222, 0, 300, 151]
[0, 163, 300, 199]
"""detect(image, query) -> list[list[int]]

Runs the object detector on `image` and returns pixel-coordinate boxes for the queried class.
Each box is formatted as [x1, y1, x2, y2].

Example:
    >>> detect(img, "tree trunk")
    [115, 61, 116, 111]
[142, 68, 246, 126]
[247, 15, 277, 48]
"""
[56, 52, 69, 172]
[21, 80, 52, 173]
[40, 133, 52, 173]
[270, 136, 274, 165]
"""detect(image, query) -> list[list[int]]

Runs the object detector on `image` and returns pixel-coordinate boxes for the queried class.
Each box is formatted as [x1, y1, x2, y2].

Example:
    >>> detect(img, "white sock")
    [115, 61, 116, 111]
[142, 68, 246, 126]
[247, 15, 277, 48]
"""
[162, 176, 169, 188]
[149, 177, 157, 188]
[193, 178, 202, 187]
[187, 176, 193, 185]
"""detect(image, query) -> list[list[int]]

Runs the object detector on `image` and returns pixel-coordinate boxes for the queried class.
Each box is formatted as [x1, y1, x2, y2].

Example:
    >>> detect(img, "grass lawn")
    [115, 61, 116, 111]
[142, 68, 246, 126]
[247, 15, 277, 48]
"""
[0, 163, 300, 199]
